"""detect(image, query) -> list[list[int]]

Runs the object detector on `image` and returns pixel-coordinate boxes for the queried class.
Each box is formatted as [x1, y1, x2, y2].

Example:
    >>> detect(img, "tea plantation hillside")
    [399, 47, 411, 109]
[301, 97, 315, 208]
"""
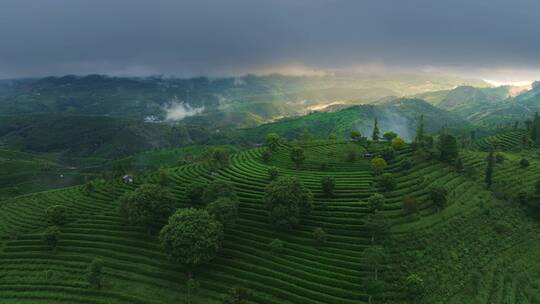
[475, 130, 529, 151]
[0, 140, 538, 303]
[0, 149, 107, 199]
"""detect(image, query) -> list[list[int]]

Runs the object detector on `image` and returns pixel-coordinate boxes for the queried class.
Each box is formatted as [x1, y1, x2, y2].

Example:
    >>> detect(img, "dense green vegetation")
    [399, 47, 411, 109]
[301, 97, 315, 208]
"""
[2, 74, 540, 303]
[0, 129, 538, 303]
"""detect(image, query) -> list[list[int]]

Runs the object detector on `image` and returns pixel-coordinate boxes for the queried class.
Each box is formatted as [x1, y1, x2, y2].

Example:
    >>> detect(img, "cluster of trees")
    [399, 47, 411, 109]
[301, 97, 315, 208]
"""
[113, 174, 241, 301]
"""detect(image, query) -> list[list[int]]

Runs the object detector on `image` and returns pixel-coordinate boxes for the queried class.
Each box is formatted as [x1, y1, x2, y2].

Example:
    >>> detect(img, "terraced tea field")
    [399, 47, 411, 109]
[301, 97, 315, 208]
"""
[0, 141, 538, 303]
[475, 130, 528, 151]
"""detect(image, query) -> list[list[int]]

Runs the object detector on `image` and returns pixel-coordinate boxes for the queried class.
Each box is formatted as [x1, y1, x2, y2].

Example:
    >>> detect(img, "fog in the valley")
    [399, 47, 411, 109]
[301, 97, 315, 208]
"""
[163, 99, 205, 121]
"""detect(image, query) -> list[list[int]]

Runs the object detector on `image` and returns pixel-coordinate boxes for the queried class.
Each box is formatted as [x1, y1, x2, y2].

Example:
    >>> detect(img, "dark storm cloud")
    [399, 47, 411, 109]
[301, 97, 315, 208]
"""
[0, 0, 539, 78]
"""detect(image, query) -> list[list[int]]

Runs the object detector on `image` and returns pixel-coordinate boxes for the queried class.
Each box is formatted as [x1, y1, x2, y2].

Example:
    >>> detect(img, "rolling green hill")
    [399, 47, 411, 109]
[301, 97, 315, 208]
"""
[416, 84, 539, 126]
[0, 74, 487, 127]
[0, 114, 204, 158]
[0, 149, 101, 199]
[0, 140, 537, 303]
[240, 98, 468, 142]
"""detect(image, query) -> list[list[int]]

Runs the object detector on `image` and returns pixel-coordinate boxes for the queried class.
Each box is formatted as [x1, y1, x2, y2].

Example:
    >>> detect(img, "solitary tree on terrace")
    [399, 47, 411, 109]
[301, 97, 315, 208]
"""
[46, 205, 67, 226]
[86, 258, 104, 289]
[371, 157, 387, 175]
[321, 176, 336, 197]
[118, 184, 176, 233]
[350, 130, 362, 142]
[290, 147, 305, 169]
[202, 180, 238, 205]
[367, 193, 385, 213]
[372, 118, 380, 141]
[266, 133, 281, 152]
[206, 197, 239, 229]
[383, 131, 397, 141]
[264, 177, 313, 229]
[159, 208, 223, 276]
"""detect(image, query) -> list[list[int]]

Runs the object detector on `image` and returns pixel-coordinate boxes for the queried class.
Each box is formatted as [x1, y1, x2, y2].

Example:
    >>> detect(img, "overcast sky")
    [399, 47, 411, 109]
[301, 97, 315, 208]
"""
[1, 0, 540, 82]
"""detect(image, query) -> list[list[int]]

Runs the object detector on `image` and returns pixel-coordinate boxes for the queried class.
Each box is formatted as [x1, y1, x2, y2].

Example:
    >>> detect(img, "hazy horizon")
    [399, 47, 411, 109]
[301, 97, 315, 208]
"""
[1, 0, 540, 84]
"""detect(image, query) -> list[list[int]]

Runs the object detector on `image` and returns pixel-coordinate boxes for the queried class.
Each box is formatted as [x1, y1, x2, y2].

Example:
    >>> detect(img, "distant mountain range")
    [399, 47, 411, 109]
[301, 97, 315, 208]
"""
[415, 82, 540, 125]
[2, 73, 539, 158]
[0, 73, 486, 127]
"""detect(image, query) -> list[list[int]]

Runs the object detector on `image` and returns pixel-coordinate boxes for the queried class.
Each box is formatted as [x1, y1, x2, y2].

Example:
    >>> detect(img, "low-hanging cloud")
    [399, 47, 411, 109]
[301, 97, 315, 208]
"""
[163, 99, 204, 121]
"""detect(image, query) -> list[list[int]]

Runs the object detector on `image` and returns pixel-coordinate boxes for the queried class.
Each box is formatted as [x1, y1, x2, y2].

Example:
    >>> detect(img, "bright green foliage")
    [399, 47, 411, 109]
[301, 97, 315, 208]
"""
[371, 157, 387, 175]
[186, 183, 206, 206]
[350, 130, 362, 141]
[379, 173, 396, 191]
[202, 180, 238, 204]
[266, 133, 281, 151]
[430, 187, 448, 211]
[372, 118, 380, 141]
[290, 147, 305, 169]
[439, 134, 458, 163]
[159, 208, 223, 267]
[42, 226, 61, 252]
[313, 227, 327, 246]
[405, 273, 425, 302]
[267, 167, 279, 181]
[383, 131, 397, 141]
[206, 197, 239, 229]
[222, 287, 251, 304]
[269, 238, 284, 255]
[367, 193, 385, 213]
[391, 137, 405, 150]
[46, 205, 67, 226]
[118, 184, 176, 232]
[264, 177, 313, 229]
[321, 176, 336, 197]
[495, 153, 505, 164]
[86, 258, 104, 289]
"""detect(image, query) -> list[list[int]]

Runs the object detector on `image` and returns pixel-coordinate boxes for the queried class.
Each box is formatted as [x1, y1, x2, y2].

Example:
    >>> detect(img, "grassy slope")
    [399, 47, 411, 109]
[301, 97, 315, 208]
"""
[240, 98, 468, 142]
[0, 114, 201, 158]
[0, 141, 538, 303]
[0, 149, 106, 199]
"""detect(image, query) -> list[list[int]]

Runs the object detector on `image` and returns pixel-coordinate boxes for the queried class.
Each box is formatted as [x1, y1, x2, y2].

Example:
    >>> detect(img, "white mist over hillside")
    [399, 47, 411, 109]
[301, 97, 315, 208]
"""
[163, 98, 204, 121]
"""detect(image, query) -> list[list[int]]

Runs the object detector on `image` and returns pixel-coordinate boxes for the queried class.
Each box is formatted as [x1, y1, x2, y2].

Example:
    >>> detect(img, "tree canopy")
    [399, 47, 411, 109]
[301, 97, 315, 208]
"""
[202, 180, 238, 205]
[119, 184, 176, 232]
[159, 208, 223, 268]
[264, 177, 313, 229]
